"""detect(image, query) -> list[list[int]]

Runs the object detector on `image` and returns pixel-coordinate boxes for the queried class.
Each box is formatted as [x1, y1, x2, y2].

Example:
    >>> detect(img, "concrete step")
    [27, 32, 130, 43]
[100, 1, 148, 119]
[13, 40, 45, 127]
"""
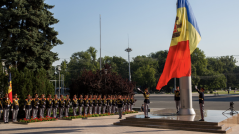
[125, 117, 219, 126]
[119, 120, 222, 129]
[114, 122, 232, 134]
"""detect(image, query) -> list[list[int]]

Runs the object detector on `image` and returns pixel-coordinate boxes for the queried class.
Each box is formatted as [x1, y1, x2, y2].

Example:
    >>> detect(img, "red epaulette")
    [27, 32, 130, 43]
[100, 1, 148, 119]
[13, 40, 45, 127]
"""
[47, 98, 49, 100]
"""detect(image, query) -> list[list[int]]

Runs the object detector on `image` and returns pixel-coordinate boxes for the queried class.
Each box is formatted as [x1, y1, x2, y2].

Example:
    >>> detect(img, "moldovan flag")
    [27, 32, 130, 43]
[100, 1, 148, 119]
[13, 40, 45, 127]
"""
[8, 72, 12, 103]
[156, 0, 201, 90]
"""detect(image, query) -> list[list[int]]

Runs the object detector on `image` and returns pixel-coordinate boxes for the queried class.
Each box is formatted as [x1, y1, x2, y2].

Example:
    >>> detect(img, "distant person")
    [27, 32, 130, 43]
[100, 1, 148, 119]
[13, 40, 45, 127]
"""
[141, 104, 144, 112]
[137, 88, 150, 118]
[174, 86, 180, 113]
[117, 95, 123, 119]
[196, 88, 205, 121]
[228, 90, 230, 94]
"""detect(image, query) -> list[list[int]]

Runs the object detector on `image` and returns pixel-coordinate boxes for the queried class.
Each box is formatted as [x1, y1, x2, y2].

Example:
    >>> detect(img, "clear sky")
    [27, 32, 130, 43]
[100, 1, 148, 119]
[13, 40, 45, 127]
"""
[45, 0, 239, 66]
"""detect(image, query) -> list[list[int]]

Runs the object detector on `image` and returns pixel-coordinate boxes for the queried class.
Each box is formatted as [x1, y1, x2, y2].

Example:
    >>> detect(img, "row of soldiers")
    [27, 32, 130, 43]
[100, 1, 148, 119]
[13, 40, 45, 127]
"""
[0, 93, 136, 123]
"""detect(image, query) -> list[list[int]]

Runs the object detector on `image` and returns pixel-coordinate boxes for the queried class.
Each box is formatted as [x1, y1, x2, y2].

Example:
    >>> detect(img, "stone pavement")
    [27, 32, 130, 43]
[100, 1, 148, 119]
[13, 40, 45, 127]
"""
[1, 112, 239, 134]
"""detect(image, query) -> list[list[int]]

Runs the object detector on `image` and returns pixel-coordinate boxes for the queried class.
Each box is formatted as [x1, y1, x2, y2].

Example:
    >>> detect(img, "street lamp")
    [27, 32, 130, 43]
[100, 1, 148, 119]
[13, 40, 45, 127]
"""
[54, 66, 57, 95]
[125, 45, 132, 82]
[1, 59, 7, 74]
[57, 65, 61, 97]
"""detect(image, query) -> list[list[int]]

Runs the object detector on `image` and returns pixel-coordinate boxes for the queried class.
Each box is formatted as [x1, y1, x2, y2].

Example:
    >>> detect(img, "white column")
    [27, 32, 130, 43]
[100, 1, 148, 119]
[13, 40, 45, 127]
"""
[178, 76, 195, 115]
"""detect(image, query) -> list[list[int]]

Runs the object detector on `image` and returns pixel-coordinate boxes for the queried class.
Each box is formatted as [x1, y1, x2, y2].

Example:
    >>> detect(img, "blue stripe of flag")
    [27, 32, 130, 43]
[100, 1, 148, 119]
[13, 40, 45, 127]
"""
[177, 0, 201, 36]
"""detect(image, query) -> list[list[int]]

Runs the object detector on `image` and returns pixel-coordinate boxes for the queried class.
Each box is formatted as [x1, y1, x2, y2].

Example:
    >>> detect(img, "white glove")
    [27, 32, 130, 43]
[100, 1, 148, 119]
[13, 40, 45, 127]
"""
[137, 88, 141, 91]
[11, 109, 13, 111]
[23, 108, 25, 111]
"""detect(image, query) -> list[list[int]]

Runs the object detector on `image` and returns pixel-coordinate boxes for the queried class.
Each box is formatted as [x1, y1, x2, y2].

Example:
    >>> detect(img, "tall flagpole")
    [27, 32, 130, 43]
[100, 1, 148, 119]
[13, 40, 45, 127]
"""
[176, 0, 195, 116]
[100, 14, 102, 70]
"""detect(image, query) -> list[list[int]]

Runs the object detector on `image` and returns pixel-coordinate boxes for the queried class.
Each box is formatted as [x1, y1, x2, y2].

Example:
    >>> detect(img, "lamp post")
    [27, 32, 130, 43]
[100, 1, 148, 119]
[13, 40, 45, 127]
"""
[125, 37, 132, 82]
[57, 65, 61, 97]
[1, 59, 7, 74]
[54, 66, 57, 95]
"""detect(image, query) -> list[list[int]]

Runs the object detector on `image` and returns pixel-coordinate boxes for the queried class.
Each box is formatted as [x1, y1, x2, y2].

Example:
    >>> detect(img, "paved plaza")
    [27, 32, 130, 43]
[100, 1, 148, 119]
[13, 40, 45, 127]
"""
[0, 110, 239, 134]
[1, 94, 239, 134]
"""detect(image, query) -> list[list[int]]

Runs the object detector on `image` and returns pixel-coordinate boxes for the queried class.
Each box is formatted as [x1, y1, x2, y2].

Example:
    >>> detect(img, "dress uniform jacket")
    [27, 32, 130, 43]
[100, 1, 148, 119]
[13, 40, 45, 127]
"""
[102, 98, 107, 106]
[46, 98, 53, 108]
[198, 90, 204, 104]
[65, 99, 71, 108]
[0, 98, 2, 110]
[39, 98, 46, 108]
[83, 98, 89, 107]
[107, 98, 111, 106]
[24, 99, 32, 109]
[72, 98, 78, 107]
[112, 98, 117, 106]
[53, 98, 59, 108]
[78, 98, 83, 107]
[117, 99, 123, 108]
[32, 98, 39, 109]
[3, 98, 11, 109]
[130, 98, 134, 105]
[92, 98, 97, 106]
[174, 91, 180, 101]
[59, 99, 65, 108]
[140, 91, 150, 104]
[12, 98, 19, 110]
[89, 98, 93, 106]
[97, 98, 102, 106]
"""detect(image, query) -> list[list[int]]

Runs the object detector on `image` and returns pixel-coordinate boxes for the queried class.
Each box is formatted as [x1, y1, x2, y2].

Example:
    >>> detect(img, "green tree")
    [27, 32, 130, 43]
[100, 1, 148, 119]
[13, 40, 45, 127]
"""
[133, 65, 156, 90]
[0, 0, 63, 78]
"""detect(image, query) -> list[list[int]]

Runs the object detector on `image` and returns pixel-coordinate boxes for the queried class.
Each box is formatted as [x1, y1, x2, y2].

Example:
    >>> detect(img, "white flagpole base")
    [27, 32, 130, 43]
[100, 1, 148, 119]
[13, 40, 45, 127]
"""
[178, 76, 195, 115]
[178, 108, 195, 115]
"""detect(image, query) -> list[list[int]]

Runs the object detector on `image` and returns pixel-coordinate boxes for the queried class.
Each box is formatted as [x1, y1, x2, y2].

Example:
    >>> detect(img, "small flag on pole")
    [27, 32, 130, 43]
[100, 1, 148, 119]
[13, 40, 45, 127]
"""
[156, 0, 201, 90]
[8, 72, 12, 103]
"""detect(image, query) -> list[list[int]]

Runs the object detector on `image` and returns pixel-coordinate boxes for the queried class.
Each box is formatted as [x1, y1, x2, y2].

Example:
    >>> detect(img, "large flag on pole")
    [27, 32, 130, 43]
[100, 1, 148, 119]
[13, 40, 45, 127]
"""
[156, 0, 201, 90]
[8, 72, 12, 103]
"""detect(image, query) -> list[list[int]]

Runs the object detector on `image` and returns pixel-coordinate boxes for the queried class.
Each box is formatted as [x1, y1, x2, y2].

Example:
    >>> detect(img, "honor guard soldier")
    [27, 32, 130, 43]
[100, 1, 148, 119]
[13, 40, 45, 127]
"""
[31, 94, 39, 119]
[78, 95, 83, 116]
[39, 94, 46, 118]
[138, 88, 150, 118]
[52, 95, 59, 118]
[24, 94, 32, 119]
[197, 88, 205, 121]
[126, 95, 130, 111]
[0, 97, 2, 119]
[102, 95, 107, 114]
[46, 94, 53, 117]
[174, 86, 180, 113]
[115, 95, 118, 113]
[72, 95, 78, 116]
[3, 93, 11, 123]
[59, 95, 65, 118]
[92, 95, 97, 114]
[83, 95, 89, 115]
[11, 94, 19, 122]
[117, 95, 123, 119]
[123, 95, 127, 112]
[97, 95, 102, 114]
[107, 95, 111, 113]
[65, 95, 71, 117]
[88, 95, 93, 115]
[112, 95, 116, 113]
[130, 95, 136, 111]
[109, 95, 113, 113]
